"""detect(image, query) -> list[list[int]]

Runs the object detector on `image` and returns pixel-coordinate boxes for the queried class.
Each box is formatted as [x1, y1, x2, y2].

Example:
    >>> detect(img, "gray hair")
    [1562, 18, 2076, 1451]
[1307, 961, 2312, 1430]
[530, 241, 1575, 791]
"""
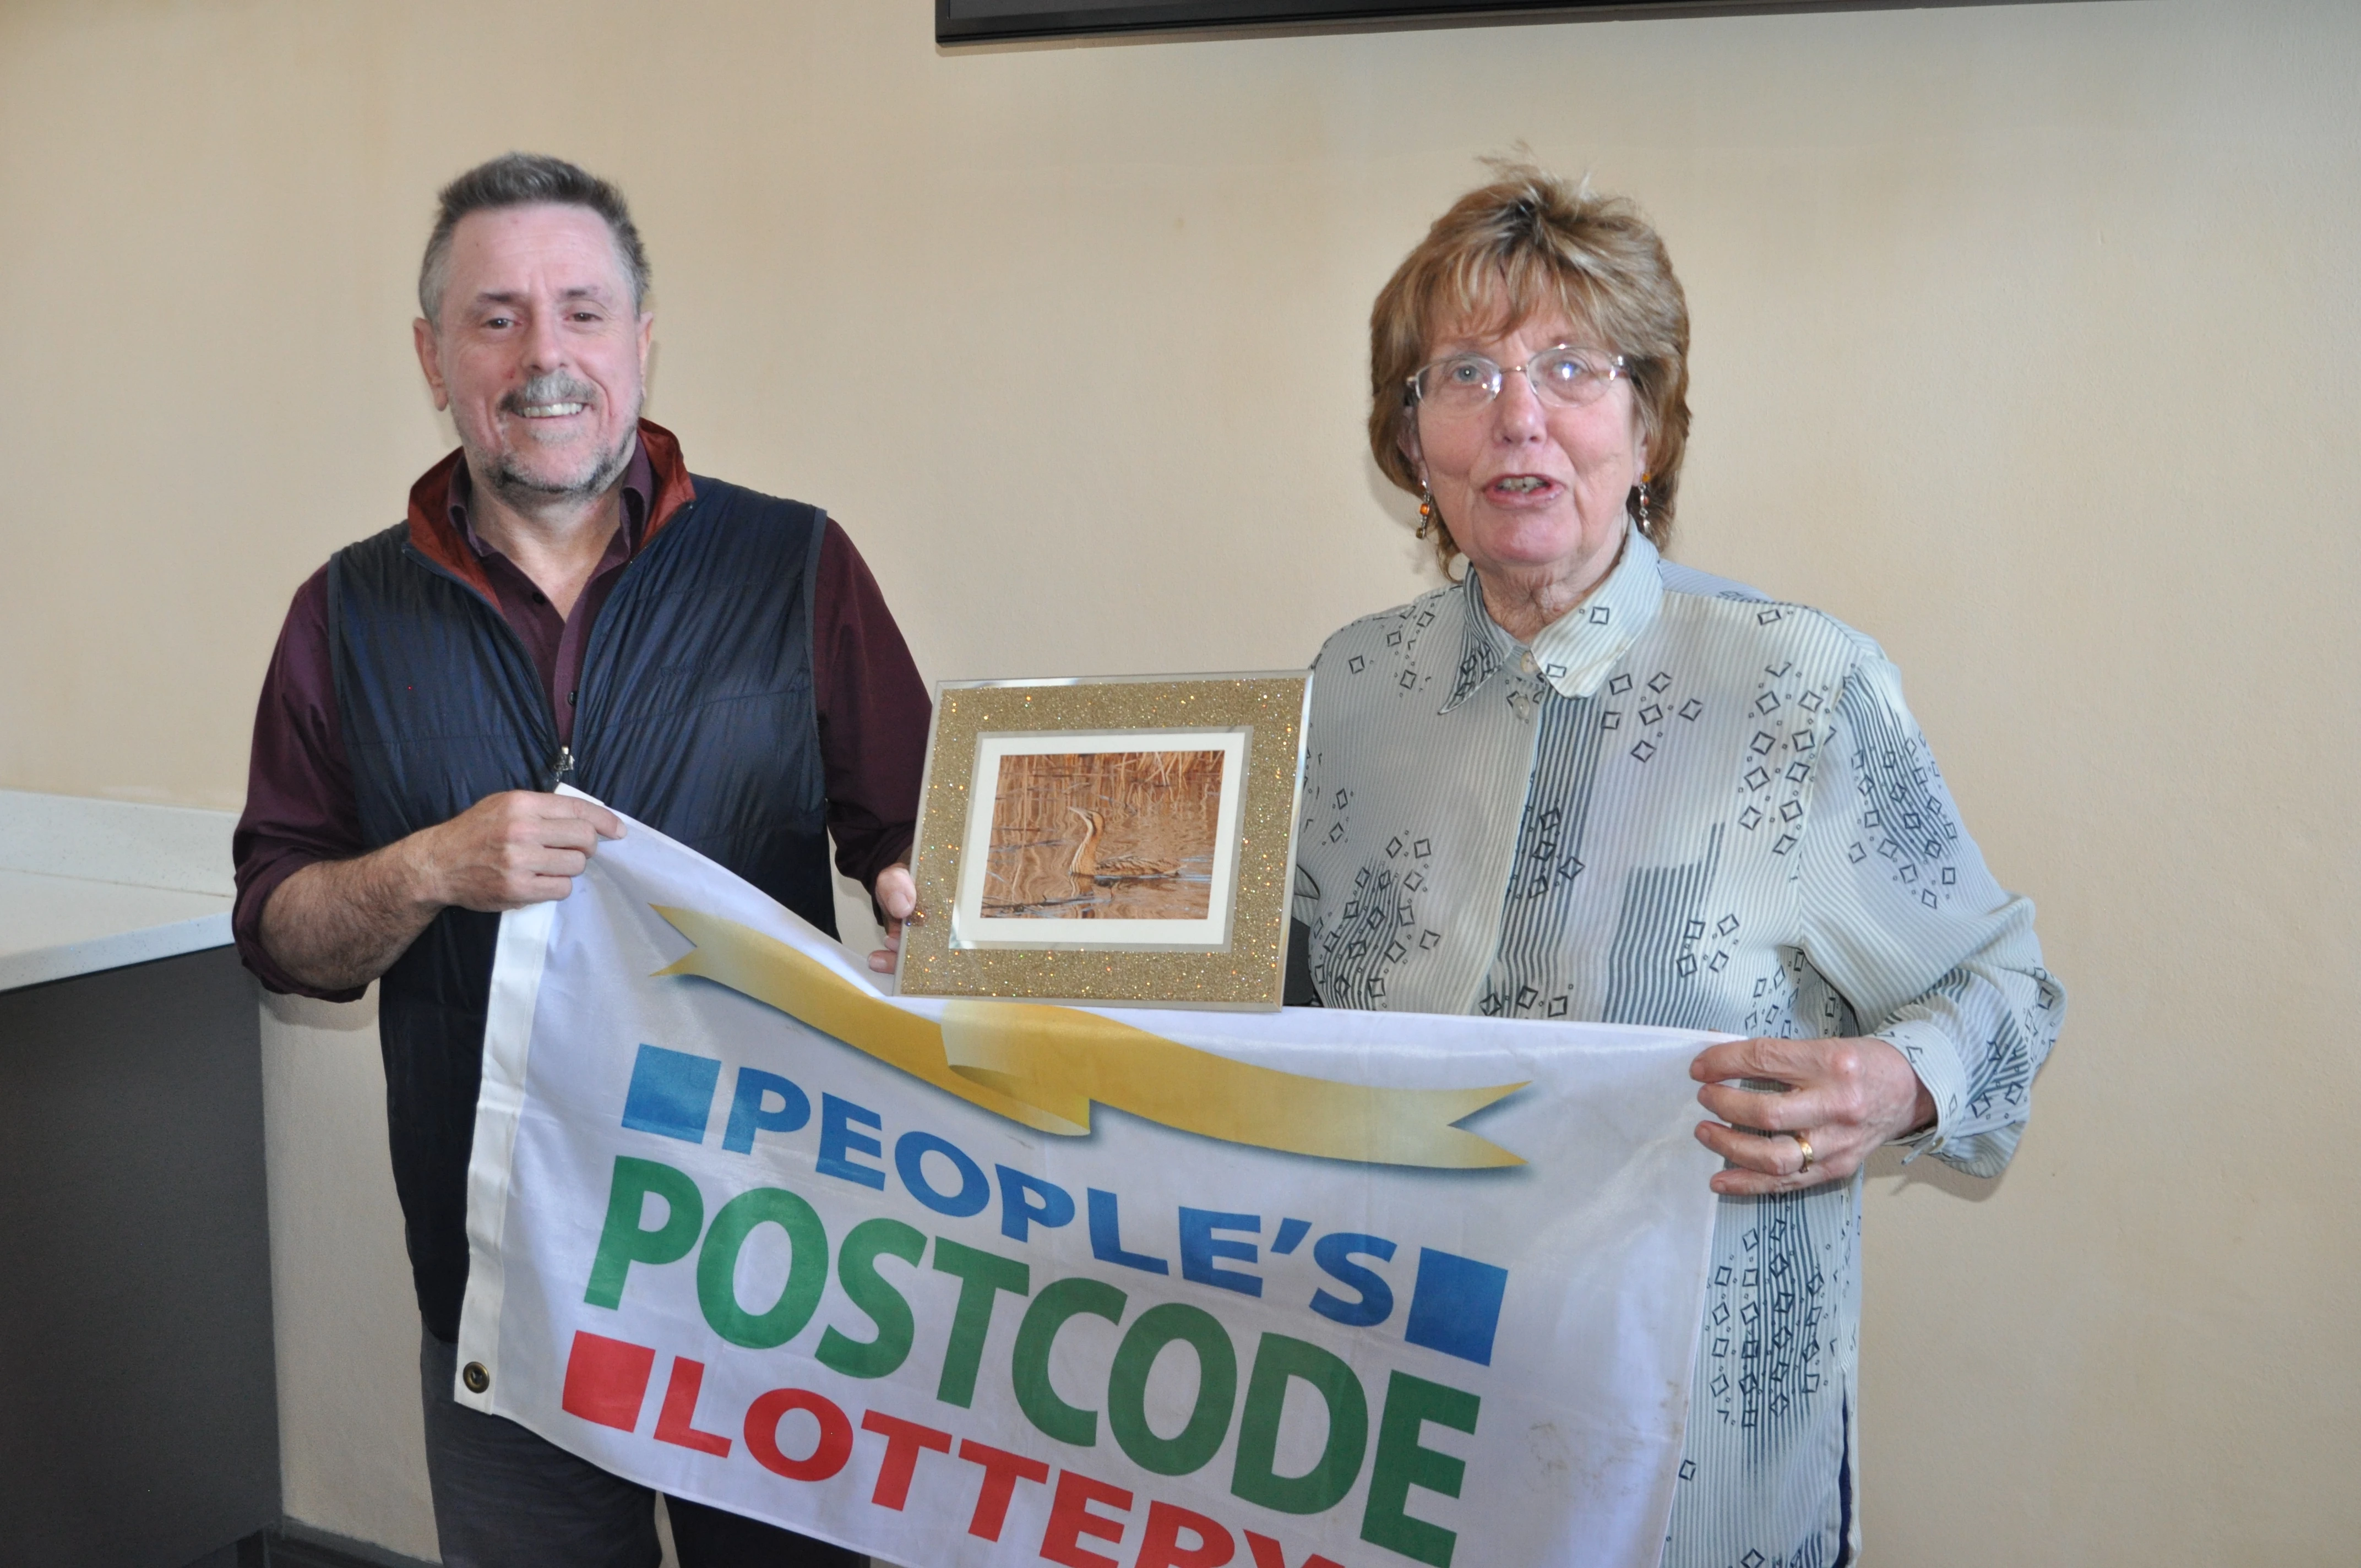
[417, 152, 651, 326]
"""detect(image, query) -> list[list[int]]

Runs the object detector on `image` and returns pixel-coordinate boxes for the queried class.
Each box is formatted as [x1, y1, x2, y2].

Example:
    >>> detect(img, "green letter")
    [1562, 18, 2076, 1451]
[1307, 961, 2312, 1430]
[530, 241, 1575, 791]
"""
[584, 1156, 704, 1309]
[1359, 1370, 1481, 1567]
[695, 1186, 828, 1349]
[1231, 1332, 1370, 1515]
[1011, 1276, 1127, 1447]
[1107, 1302, 1238, 1477]
[816, 1217, 927, 1378]
[931, 1236, 1031, 1408]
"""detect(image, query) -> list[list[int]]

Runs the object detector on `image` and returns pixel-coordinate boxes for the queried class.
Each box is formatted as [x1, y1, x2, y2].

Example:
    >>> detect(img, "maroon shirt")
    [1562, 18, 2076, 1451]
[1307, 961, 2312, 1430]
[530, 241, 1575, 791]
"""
[232, 422, 930, 1001]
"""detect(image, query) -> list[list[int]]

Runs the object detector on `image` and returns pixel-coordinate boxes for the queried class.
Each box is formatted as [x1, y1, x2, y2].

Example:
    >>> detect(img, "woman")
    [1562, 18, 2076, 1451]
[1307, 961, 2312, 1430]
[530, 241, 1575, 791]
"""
[1290, 166, 2064, 1565]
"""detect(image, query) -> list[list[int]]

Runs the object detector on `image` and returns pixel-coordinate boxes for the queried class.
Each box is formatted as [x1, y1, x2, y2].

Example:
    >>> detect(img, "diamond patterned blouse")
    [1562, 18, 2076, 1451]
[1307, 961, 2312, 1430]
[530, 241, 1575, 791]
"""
[1293, 525, 2064, 1568]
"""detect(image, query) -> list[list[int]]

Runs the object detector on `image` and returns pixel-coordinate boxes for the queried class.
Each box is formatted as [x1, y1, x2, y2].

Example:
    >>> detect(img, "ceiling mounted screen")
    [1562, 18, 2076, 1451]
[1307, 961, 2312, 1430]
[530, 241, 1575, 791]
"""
[939, 0, 1901, 45]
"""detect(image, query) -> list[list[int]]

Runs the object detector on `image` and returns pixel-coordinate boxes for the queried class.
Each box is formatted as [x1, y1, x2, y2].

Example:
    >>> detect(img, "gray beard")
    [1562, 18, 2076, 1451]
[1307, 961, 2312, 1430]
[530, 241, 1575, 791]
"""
[484, 425, 638, 507]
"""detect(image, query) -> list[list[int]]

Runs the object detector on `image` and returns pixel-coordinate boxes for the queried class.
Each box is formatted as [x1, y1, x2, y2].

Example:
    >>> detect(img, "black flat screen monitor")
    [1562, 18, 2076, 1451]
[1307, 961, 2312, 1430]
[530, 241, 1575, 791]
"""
[940, 1, 1904, 45]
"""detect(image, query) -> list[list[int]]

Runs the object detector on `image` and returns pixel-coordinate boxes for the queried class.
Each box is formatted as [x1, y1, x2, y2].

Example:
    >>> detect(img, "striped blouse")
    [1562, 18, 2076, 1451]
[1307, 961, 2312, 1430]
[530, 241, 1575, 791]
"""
[1292, 525, 2064, 1567]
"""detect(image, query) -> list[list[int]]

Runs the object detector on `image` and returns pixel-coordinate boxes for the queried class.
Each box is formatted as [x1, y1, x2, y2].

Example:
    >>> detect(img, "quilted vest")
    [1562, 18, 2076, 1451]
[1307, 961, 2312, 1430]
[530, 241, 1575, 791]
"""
[327, 475, 835, 1338]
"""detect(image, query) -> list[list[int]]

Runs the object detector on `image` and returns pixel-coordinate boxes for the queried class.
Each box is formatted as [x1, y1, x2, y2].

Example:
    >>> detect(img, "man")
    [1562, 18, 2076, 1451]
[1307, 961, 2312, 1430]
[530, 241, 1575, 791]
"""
[234, 153, 924, 1566]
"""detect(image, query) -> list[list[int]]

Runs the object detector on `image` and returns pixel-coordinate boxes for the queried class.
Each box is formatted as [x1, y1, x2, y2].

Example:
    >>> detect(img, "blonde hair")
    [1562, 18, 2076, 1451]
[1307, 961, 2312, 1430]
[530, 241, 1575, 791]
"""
[1368, 164, 1691, 567]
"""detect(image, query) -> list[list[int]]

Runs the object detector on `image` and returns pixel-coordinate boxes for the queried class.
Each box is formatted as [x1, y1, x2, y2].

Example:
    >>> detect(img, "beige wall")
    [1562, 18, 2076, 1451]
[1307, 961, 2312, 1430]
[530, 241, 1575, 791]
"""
[256, 990, 442, 1561]
[6, 0, 2356, 1561]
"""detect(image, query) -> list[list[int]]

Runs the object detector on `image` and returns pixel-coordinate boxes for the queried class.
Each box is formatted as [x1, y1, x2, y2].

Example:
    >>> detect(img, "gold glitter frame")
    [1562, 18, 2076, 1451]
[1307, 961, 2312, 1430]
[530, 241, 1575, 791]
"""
[896, 672, 1312, 1010]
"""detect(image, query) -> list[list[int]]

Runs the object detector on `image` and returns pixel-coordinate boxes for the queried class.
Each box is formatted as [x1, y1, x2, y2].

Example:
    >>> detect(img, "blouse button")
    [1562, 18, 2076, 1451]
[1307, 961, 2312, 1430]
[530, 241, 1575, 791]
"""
[1519, 651, 1537, 674]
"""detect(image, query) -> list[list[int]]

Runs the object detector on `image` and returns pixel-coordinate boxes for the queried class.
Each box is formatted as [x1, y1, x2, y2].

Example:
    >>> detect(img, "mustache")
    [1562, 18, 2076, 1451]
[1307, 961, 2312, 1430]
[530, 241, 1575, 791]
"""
[501, 372, 600, 414]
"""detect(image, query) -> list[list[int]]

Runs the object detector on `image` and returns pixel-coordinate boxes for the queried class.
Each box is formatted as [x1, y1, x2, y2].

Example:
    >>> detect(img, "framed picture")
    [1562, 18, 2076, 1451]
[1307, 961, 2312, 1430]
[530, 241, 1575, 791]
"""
[896, 671, 1312, 1009]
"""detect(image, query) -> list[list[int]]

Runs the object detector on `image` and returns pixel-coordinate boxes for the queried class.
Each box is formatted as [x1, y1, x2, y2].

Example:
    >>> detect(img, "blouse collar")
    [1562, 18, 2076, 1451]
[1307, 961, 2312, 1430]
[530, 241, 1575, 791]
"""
[1443, 524, 1666, 713]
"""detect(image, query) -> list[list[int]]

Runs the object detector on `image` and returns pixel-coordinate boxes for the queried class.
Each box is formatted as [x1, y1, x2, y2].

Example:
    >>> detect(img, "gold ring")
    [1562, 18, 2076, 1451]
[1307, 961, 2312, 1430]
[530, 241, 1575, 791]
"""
[1791, 1131, 1815, 1173]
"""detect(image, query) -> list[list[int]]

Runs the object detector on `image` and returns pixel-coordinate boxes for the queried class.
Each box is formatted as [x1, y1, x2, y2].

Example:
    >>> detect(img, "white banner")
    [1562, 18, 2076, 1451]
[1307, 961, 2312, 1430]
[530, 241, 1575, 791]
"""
[455, 801, 1722, 1568]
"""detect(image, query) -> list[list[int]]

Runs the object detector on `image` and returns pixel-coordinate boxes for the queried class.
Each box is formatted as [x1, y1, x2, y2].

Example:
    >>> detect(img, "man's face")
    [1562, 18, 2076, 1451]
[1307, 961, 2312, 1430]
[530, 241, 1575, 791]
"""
[414, 203, 652, 508]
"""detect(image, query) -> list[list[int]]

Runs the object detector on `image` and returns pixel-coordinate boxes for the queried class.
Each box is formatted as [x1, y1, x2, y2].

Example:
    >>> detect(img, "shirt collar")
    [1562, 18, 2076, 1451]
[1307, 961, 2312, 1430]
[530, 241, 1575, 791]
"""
[1441, 524, 1666, 713]
[402, 420, 695, 606]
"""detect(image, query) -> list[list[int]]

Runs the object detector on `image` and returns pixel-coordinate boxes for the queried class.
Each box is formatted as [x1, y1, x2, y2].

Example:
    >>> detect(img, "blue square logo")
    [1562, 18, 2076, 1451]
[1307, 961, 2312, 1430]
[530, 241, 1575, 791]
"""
[1403, 1246, 1509, 1366]
[619, 1044, 721, 1144]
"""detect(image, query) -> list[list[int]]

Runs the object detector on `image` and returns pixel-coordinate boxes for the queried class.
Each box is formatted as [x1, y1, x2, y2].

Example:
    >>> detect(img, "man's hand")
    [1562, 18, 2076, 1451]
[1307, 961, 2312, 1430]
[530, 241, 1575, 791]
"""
[1689, 1035, 1936, 1196]
[868, 863, 918, 976]
[410, 791, 625, 912]
[260, 792, 624, 993]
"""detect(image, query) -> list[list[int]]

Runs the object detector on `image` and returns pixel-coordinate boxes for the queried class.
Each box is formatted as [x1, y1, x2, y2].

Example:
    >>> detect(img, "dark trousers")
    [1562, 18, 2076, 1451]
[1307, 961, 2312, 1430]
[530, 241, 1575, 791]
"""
[420, 1330, 863, 1568]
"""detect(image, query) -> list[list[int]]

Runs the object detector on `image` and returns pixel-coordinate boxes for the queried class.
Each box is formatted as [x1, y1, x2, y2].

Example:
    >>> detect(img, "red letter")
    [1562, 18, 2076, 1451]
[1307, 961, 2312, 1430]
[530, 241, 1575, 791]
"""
[744, 1388, 854, 1481]
[652, 1357, 732, 1457]
[1040, 1467, 1134, 1568]
[560, 1331, 655, 1432]
[1244, 1532, 1346, 1568]
[1136, 1500, 1236, 1568]
[956, 1438, 1052, 1541]
[861, 1409, 953, 1509]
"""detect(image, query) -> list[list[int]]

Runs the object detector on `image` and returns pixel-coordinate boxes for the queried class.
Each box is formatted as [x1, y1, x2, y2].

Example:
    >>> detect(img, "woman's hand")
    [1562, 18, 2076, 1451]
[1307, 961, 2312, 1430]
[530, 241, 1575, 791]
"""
[867, 864, 919, 975]
[1689, 1036, 1936, 1195]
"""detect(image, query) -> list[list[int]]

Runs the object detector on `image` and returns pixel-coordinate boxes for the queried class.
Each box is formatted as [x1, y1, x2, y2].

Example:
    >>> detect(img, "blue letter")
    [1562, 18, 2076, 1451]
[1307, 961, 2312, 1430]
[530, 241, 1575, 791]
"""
[816, 1093, 885, 1189]
[996, 1166, 1075, 1243]
[619, 1044, 721, 1145]
[896, 1130, 989, 1218]
[721, 1067, 811, 1154]
[1403, 1248, 1509, 1366]
[1310, 1233, 1397, 1327]
[1179, 1208, 1263, 1297]
[1088, 1189, 1169, 1275]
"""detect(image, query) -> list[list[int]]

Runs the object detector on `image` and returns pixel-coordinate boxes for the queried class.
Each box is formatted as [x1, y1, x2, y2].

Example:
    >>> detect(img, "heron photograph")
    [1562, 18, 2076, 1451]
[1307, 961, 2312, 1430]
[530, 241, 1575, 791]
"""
[978, 748, 1224, 919]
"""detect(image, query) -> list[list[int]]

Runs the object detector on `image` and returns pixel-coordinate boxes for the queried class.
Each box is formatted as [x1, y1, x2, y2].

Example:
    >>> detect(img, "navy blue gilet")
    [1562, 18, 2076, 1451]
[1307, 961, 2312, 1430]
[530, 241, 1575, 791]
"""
[327, 476, 837, 1341]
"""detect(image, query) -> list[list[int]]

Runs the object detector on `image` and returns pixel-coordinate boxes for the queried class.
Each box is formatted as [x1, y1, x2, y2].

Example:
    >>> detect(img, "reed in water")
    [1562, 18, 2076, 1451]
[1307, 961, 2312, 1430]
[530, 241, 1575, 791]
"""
[981, 749, 1223, 919]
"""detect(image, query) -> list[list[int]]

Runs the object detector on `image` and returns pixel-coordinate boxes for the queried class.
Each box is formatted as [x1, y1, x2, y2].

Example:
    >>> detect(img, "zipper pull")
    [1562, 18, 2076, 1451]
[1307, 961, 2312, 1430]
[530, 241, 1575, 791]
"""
[552, 746, 575, 789]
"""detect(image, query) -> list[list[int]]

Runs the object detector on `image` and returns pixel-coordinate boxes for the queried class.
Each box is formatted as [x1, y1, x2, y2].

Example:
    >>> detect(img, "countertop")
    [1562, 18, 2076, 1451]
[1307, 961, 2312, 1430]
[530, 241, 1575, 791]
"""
[0, 790, 238, 992]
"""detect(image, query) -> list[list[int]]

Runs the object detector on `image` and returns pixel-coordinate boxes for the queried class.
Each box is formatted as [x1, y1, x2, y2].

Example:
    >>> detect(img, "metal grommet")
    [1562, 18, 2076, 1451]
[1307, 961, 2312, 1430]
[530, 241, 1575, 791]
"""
[462, 1361, 491, 1393]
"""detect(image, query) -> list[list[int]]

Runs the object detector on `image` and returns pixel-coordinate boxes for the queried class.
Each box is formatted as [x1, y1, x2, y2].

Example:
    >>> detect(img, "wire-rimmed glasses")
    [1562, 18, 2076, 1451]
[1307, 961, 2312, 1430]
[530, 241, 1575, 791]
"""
[1407, 347, 1629, 416]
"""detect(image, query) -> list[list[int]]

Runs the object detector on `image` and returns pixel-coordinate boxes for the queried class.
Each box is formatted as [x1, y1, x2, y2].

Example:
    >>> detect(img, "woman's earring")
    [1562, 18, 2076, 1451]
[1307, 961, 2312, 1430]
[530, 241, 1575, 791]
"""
[1633, 478, 1652, 531]
[1417, 487, 1437, 540]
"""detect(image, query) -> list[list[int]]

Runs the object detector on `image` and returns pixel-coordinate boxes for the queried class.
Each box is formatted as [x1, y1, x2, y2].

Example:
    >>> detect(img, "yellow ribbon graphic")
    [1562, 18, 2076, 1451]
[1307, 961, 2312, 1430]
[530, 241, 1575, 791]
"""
[651, 907, 1526, 1170]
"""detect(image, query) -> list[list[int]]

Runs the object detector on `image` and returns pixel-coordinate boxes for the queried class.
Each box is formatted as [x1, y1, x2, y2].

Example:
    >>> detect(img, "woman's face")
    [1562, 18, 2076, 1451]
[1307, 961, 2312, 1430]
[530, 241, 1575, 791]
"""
[1409, 308, 1647, 599]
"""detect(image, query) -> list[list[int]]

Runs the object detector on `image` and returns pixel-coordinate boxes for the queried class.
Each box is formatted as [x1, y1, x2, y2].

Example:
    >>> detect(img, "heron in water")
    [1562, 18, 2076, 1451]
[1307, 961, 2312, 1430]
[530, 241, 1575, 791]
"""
[1065, 807, 1178, 881]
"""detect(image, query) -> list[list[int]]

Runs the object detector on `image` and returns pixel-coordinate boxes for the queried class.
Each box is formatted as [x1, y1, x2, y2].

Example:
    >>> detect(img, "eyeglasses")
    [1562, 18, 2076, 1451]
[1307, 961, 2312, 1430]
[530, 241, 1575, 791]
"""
[1406, 347, 1629, 415]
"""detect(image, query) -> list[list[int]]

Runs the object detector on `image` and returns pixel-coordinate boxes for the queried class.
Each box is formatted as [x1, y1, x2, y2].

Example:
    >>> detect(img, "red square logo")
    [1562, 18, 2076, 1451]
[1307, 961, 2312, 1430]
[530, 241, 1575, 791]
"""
[561, 1330, 656, 1431]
